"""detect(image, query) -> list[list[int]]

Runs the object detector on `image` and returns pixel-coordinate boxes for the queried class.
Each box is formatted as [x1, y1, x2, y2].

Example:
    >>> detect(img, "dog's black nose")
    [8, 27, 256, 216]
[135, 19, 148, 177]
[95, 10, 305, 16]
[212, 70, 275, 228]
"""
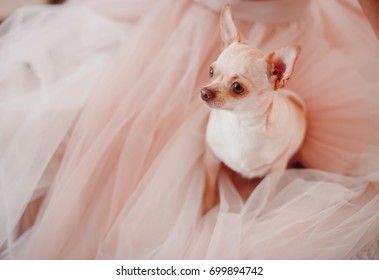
[201, 88, 216, 102]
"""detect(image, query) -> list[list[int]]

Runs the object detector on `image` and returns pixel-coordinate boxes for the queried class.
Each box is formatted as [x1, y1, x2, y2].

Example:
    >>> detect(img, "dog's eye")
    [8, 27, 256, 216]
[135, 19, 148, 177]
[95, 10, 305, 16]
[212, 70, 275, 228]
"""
[231, 82, 245, 94]
[209, 67, 214, 78]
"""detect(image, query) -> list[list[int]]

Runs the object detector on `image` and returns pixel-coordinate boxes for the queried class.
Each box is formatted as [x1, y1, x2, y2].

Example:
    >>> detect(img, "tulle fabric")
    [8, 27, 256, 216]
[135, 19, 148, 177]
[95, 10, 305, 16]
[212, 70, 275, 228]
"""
[1, 0, 379, 259]
[0, 2, 134, 256]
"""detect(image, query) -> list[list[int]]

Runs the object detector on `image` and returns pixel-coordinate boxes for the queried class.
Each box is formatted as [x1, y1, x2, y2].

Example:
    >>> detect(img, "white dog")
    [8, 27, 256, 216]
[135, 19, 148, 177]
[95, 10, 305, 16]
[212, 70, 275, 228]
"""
[201, 5, 306, 212]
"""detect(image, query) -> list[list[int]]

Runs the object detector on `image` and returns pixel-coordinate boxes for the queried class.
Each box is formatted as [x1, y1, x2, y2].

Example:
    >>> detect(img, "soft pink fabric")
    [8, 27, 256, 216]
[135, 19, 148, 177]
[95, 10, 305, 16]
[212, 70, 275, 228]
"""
[1, 0, 379, 259]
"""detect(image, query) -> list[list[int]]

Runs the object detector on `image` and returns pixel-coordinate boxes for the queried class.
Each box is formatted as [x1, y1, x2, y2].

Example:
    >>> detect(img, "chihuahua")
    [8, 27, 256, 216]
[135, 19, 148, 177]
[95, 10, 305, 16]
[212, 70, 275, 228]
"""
[201, 5, 306, 212]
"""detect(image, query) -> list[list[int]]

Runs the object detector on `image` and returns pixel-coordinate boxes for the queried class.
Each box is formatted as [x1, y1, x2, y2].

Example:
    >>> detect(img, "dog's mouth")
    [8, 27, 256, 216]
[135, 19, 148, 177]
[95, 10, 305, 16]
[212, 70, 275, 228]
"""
[202, 99, 225, 109]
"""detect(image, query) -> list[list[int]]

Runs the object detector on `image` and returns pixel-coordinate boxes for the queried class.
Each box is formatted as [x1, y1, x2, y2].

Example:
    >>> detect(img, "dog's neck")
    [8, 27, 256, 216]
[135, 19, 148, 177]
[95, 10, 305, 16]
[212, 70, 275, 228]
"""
[225, 90, 276, 128]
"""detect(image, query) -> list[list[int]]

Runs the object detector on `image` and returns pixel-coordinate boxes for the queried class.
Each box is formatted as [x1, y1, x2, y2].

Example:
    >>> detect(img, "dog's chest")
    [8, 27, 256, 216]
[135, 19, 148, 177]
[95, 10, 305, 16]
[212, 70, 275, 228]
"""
[206, 110, 283, 177]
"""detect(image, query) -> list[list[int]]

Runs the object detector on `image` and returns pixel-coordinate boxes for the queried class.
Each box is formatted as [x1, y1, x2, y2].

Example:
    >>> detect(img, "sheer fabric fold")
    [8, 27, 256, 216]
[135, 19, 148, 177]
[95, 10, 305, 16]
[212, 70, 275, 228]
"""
[1, 0, 379, 259]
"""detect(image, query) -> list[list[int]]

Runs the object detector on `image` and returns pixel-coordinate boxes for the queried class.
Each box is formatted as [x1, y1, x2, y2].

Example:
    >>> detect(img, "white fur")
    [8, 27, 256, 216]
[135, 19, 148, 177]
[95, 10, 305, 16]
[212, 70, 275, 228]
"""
[206, 90, 306, 178]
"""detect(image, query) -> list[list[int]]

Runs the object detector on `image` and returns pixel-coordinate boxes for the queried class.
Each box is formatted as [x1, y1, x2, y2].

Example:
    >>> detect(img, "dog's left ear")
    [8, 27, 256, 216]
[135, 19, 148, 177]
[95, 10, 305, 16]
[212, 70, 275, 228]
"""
[220, 5, 244, 49]
[267, 45, 300, 90]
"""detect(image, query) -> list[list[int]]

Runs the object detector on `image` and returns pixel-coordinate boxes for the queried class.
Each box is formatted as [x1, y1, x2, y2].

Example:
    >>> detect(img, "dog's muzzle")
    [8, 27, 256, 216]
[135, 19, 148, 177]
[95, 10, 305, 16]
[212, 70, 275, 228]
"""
[200, 87, 217, 102]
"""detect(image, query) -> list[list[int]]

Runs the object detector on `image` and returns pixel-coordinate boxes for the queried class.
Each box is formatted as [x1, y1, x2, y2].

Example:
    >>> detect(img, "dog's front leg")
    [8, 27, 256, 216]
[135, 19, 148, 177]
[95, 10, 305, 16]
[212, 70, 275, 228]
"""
[202, 146, 221, 214]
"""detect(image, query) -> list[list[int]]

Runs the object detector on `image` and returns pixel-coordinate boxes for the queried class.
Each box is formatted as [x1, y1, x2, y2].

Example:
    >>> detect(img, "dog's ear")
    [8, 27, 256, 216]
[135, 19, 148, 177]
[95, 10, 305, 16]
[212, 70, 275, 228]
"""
[220, 5, 244, 49]
[267, 45, 300, 90]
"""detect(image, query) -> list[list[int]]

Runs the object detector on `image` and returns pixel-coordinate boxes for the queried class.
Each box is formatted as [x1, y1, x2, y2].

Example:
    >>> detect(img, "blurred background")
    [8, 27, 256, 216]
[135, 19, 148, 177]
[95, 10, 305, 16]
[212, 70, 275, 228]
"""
[0, 0, 65, 21]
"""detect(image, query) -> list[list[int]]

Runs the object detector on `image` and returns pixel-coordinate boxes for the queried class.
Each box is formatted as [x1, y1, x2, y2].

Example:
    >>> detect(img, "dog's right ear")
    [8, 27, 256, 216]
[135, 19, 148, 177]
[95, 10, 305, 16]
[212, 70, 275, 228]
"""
[220, 5, 244, 49]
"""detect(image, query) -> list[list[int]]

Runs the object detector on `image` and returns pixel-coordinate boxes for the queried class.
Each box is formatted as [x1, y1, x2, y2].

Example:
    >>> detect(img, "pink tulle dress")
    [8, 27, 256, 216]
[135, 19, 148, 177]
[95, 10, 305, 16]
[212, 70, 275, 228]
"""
[1, 0, 379, 259]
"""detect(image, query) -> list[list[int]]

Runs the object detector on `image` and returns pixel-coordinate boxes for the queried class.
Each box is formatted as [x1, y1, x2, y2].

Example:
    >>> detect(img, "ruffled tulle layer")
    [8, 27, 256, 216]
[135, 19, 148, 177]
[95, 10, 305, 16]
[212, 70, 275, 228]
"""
[1, 0, 379, 259]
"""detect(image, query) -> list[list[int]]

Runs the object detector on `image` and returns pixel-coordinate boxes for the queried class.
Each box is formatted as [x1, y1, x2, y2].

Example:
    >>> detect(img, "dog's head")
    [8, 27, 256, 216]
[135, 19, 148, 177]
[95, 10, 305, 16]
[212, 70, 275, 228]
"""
[201, 5, 300, 112]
